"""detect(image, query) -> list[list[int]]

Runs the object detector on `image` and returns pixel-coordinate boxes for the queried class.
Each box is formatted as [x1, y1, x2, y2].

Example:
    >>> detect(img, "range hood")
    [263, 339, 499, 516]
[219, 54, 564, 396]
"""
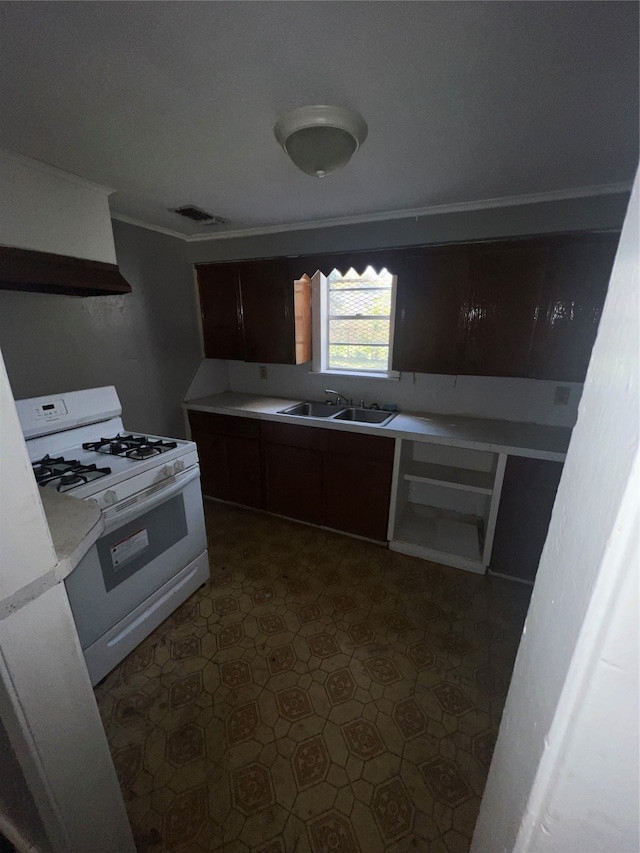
[0, 149, 132, 296]
[0, 245, 131, 296]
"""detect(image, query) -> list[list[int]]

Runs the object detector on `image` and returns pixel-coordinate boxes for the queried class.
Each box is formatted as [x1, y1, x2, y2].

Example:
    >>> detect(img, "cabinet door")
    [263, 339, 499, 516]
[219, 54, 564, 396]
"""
[262, 422, 326, 523]
[190, 429, 229, 500]
[528, 233, 619, 382]
[460, 241, 549, 377]
[239, 259, 294, 363]
[225, 435, 263, 508]
[196, 263, 244, 360]
[188, 411, 262, 508]
[392, 246, 469, 374]
[323, 455, 393, 541]
[293, 275, 312, 364]
[264, 442, 324, 524]
[323, 431, 394, 541]
[490, 457, 563, 582]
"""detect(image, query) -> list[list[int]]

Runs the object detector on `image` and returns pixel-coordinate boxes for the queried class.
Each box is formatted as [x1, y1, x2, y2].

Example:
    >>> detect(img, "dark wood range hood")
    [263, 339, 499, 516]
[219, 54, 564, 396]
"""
[0, 245, 132, 296]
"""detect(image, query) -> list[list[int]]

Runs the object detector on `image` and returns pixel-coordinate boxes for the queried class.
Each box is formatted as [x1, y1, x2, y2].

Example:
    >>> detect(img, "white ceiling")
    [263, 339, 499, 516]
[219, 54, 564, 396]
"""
[0, 2, 637, 237]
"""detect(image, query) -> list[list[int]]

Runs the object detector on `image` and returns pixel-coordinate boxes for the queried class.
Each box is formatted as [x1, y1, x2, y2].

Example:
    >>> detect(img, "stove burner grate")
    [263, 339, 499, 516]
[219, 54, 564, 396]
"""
[31, 454, 112, 492]
[82, 434, 178, 458]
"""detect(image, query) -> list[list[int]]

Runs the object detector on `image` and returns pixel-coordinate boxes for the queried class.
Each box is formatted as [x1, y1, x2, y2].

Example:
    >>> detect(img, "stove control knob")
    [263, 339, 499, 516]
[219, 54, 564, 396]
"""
[174, 459, 185, 473]
[162, 464, 174, 478]
[102, 490, 117, 506]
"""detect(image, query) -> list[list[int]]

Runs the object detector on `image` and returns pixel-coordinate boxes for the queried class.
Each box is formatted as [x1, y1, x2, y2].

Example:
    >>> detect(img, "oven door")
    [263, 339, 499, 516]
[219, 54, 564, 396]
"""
[65, 466, 207, 649]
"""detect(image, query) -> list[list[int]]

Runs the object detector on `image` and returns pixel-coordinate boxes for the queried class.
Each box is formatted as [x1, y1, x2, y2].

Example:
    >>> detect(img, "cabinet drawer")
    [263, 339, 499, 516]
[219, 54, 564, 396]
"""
[327, 430, 394, 463]
[262, 421, 329, 451]
[188, 410, 260, 439]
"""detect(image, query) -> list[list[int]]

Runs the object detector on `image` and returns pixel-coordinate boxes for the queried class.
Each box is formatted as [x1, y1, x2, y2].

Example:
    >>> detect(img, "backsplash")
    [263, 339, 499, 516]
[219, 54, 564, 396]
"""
[187, 359, 582, 427]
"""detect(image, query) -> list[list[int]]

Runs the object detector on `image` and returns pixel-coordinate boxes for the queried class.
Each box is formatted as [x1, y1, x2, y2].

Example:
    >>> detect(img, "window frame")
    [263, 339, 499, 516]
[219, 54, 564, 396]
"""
[311, 267, 400, 380]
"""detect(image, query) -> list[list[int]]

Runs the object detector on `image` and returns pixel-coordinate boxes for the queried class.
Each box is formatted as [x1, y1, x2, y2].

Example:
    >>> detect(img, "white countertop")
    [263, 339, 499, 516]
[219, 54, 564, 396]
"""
[0, 490, 103, 619]
[41, 490, 103, 578]
[185, 392, 570, 462]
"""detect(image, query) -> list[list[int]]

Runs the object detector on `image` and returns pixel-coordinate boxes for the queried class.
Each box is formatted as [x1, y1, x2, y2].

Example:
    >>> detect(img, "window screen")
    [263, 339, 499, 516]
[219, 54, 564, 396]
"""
[327, 266, 393, 372]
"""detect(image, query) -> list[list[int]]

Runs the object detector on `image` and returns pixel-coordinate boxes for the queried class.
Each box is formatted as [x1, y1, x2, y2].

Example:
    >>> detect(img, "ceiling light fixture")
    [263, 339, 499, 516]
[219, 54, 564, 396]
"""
[274, 105, 368, 178]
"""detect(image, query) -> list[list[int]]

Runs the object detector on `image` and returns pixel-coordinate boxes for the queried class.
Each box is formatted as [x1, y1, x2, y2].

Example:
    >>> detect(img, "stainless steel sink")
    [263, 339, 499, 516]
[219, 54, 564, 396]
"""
[279, 401, 344, 418]
[279, 401, 397, 426]
[333, 408, 397, 425]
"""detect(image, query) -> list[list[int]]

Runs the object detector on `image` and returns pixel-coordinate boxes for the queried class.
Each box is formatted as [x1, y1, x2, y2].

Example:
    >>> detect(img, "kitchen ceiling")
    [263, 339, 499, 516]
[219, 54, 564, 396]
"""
[0, 2, 637, 238]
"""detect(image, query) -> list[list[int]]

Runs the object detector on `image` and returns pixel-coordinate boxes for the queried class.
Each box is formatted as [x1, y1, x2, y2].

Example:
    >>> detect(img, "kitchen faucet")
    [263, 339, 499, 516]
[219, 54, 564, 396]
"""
[324, 389, 352, 406]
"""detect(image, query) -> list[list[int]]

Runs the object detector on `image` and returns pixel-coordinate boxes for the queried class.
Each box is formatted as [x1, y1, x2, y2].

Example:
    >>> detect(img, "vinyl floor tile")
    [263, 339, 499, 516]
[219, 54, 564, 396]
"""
[96, 501, 531, 852]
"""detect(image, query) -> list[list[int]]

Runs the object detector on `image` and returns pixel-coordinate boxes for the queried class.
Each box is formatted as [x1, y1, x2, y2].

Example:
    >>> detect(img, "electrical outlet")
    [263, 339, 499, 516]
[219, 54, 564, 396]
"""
[259, 366, 268, 380]
[554, 386, 570, 406]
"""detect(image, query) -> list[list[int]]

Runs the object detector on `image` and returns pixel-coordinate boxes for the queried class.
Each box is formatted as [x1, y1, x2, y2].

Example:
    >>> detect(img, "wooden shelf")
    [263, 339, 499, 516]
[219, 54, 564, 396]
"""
[404, 461, 493, 494]
[395, 503, 483, 562]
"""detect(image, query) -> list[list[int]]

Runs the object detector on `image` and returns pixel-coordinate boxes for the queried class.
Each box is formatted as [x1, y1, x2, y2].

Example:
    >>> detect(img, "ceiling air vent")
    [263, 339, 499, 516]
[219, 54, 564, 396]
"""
[170, 205, 227, 225]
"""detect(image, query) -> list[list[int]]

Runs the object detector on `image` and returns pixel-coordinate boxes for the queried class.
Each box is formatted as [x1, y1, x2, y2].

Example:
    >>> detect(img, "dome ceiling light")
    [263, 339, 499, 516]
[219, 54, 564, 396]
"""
[274, 105, 368, 178]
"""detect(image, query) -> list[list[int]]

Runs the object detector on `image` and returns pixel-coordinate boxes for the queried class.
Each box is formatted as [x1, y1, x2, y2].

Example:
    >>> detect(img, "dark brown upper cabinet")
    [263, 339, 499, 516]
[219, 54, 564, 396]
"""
[241, 259, 299, 363]
[197, 263, 244, 360]
[0, 246, 131, 296]
[391, 231, 617, 381]
[528, 233, 619, 382]
[460, 240, 550, 377]
[392, 246, 470, 374]
[196, 259, 311, 364]
[196, 230, 618, 380]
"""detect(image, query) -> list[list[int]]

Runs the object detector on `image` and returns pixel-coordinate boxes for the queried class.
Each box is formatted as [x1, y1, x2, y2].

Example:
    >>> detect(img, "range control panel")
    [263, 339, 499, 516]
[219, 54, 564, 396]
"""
[33, 399, 68, 425]
[16, 386, 121, 441]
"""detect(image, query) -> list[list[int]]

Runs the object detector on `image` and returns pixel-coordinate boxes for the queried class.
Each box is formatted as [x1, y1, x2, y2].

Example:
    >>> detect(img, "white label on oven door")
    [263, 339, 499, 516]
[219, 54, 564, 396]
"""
[110, 528, 149, 570]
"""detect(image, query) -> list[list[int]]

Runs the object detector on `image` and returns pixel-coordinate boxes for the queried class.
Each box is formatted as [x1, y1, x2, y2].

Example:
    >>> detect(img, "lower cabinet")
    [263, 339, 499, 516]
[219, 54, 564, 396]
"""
[189, 409, 563, 571]
[489, 457, 564, 582]
[188, 411, 262, 508]
[323, 431, 395, 541]
[262, 422, 325, 524]
[193, 428, 228, 500]
[224, 434, 263, 508]
[189, 412, 395, 541]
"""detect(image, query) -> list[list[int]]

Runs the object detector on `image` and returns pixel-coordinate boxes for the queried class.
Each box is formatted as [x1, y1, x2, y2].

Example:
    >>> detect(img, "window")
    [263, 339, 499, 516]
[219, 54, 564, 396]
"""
[311, 265, 398, 378]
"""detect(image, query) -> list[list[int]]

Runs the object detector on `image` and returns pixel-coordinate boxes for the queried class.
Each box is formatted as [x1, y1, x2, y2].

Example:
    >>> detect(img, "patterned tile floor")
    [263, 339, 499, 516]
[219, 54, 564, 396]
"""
[95, 501, 531, 853]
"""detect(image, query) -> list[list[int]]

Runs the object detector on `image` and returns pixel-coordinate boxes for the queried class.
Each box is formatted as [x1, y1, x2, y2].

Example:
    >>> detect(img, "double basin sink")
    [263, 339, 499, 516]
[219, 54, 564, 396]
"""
[278, 401, 397, 426]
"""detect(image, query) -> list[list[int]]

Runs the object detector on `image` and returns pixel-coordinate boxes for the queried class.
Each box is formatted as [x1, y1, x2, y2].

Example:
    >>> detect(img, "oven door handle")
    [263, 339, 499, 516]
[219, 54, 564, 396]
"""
[102, 466, 201, 532]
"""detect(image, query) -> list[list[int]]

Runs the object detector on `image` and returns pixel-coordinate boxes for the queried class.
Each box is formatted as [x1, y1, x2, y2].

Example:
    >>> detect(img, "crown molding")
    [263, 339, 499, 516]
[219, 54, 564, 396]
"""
[110, 181, 633, 243]
[0, 147, 115, 196]
[109, 213, 187, 239]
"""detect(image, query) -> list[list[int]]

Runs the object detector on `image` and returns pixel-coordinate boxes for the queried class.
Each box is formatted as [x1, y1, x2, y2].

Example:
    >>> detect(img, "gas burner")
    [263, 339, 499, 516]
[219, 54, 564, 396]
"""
[82, 434, 178, 458]
[127, 444, 160, 460]
[58, 471, 87, 491]
[108, 441, 130, 455]
[32, 455, 66, 483]
[31, 455, 112, 492]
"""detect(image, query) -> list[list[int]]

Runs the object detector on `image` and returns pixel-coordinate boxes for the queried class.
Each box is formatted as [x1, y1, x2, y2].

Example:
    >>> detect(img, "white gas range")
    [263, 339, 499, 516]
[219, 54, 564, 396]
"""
[17, 386, 210, 686]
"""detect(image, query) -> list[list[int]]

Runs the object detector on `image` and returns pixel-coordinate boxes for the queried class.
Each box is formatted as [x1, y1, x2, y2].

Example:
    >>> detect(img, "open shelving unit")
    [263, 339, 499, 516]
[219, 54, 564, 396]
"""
[403, 461, 494, 494]
[388, 440, 507, 574]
